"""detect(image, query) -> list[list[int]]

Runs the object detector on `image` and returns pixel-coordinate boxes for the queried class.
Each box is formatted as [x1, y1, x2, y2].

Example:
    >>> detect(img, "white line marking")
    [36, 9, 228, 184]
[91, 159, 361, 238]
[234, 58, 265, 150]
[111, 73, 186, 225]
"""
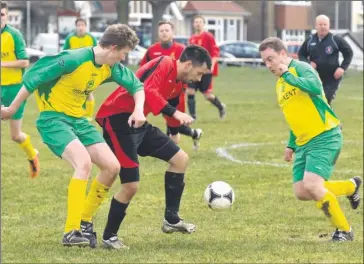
[216, 141, 363, 175]
[344, 96, 363, 101]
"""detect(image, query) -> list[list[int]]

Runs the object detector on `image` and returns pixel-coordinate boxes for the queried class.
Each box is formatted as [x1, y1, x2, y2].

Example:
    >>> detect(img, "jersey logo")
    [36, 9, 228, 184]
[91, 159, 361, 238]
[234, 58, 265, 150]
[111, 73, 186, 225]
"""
[325, 46, 333, 54]
[58, 59, 65, 67]
[310, 42, 316, 46]
[86, 80, 95, 89]
[153, 52, 162, 55]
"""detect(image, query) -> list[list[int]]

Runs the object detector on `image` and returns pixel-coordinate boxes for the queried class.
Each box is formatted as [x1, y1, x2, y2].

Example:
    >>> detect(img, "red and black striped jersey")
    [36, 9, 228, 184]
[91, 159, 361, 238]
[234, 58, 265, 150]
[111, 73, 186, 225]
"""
[139, 41, 185, 67]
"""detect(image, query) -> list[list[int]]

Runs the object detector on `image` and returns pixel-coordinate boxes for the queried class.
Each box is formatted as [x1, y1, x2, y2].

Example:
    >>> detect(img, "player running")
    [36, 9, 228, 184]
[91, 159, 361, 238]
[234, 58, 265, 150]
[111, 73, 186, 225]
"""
[85, 45, 211, 250]
[187, 15, 226, 120]
[63, 17, 98, 121]
[1, 1, 39, 178]
[1, 24, 146, 247]
[140, 20, 203, 149]
[259, 37, 362, 242]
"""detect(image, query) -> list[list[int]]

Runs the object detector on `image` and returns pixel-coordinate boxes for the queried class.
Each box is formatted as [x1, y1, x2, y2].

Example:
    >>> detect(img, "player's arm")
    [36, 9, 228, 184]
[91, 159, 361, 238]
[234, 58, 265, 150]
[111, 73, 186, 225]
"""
[287, 130, 297, 151]
[63, 34, 71, 50]
[1, 30, 29, 68]
[281, 63, 322, 95]
[109, 63, 146, 127]
[207, 34, 220, 69]
[334, 35, 353, 71]
[2, 53, 76, 119]
[164, 95, 183, 135]
[298, 38, 311, 64]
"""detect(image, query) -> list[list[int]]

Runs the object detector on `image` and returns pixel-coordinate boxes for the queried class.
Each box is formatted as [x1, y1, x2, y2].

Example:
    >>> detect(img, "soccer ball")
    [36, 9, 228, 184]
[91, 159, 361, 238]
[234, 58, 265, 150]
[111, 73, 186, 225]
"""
[204, 181, 235, 210]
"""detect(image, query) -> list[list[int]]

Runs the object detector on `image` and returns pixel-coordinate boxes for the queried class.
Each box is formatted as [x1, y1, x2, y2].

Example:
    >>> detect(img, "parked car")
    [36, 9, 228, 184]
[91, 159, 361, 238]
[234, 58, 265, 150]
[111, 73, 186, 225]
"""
[128, 45, 147, 65]
[26, 47, 46, 63]
[218, 40, 263, 66]
[285, 41, 302, 59]
[173, 35, 189, 46]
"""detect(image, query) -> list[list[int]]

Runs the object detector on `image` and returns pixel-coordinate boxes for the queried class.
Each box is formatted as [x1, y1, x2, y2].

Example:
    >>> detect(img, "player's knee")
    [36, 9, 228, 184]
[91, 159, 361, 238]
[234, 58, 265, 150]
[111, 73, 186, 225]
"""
[169, 150, 189, 170]
[203, 92, 213, 100]
[106, 160, 121, 178]
[121, 182, 139, 199]
[11, 133, 22, 143]
[75, 159, 93, 179]
[294, 189, 311, 201]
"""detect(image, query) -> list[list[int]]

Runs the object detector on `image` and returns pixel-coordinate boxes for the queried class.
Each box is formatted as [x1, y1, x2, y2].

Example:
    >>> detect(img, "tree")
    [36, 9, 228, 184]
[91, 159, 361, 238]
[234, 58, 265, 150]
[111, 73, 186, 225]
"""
[148, 0, 174, 44]
[116, 0, 130, 64]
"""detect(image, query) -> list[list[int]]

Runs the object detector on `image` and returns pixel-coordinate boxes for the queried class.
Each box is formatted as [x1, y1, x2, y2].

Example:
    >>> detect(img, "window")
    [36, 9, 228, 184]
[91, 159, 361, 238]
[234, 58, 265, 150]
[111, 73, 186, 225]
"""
[237, 19, 241, 41]
[224, 19, 228, 41]
[208, 20, 216, 25]
[229, 19, 234, 26]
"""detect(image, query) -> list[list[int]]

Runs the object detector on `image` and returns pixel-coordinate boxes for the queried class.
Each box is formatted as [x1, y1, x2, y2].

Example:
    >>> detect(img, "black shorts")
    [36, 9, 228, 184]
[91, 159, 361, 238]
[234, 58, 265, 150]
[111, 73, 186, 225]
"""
[99, 113, 180, 183]
[322, 77, 342, 105]
[188, 73, 213, 93]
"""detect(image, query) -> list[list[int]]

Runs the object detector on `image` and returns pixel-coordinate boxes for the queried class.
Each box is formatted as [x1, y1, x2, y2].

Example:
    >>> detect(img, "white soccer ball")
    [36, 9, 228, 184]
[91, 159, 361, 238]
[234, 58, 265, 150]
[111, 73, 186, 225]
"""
[204, 181, 235, 210]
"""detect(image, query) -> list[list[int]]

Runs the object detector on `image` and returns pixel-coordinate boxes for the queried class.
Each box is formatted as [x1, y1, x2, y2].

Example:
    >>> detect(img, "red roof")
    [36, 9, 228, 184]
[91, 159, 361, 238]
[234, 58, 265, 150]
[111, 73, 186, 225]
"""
[183, 1, 247, 14]
[99, 1, 117, 13]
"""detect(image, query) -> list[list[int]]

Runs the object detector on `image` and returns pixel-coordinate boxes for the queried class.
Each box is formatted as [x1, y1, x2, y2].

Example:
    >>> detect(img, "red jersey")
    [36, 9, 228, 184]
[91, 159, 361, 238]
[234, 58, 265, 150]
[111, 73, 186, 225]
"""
[140, 42, 185, 67]
[97, 56, 184, 127]
[189, 31, 220, 76]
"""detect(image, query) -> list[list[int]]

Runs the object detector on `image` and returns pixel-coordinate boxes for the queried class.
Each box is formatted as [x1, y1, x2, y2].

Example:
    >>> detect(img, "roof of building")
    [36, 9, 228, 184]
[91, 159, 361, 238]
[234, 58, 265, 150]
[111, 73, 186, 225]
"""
[183, 1, 250, 16]
[340, 30, 363, 51]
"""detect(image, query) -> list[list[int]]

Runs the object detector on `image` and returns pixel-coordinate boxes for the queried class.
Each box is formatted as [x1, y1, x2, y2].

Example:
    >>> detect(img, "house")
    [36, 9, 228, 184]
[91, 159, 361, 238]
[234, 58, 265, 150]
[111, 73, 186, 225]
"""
[182, 1, 251, 43]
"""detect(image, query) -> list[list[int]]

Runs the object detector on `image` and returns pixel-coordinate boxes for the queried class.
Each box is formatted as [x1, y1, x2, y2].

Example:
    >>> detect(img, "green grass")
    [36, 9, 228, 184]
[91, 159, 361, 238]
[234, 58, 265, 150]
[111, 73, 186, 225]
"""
[1, 66, 363, 263]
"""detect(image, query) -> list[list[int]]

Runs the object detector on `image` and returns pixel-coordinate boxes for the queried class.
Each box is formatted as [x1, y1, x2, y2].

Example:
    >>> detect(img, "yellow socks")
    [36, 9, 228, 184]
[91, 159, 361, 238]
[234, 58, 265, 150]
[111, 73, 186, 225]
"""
[18, 134, 37, 160]
[81, 178, 110, 223]
[85, 99, 95, 118]
[65, 178, 88, 233]
[324, 180, 355, 197]
[316, 191, 351, 232]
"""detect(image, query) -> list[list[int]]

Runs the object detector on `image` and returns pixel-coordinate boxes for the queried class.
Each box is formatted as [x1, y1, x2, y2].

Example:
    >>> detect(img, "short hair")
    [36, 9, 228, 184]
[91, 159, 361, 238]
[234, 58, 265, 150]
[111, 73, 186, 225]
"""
[1, 2, 8, 10]
[158, 20, 174, 29]
[99, 24, 139, 50]
[259, 37, 287, 53]
[180, 45, 212, 70]
[193, 15, 205, 23]
[75, 18, 87, 26]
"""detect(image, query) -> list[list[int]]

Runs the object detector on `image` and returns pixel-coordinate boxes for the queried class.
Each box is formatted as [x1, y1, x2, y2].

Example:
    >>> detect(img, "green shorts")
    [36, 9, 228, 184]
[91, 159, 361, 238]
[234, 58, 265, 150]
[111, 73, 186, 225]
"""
[1, 84, 26, 120]
[292, 126, 342, 183]
[36, 111, 105, 157]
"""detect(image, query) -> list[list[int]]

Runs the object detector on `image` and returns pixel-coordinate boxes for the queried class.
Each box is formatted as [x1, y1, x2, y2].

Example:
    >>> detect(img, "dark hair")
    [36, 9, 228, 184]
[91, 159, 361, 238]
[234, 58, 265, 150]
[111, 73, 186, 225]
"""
[1, 2, 8, 10]
[75, 18, 87, 26]
[180, 45, 212, 70]
[259, 37, 287, 53]
[99, 24, 139, 50]
[193, 15, 205, 23]
[158, 20, 174, 29]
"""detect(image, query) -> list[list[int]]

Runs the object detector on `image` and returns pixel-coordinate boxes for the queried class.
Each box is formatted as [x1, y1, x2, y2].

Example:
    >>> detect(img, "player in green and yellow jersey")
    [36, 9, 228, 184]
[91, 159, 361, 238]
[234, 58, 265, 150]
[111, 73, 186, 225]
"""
[259, 37, 361, 242]
[1, 24, 146, 247]
[1, 2, 40, 178]
[63, 18, 98, 121]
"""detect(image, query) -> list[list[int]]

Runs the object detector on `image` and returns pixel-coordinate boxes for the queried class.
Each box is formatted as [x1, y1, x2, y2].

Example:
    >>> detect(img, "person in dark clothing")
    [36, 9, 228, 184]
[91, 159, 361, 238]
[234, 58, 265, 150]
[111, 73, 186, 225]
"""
[298, 15, 353, 105]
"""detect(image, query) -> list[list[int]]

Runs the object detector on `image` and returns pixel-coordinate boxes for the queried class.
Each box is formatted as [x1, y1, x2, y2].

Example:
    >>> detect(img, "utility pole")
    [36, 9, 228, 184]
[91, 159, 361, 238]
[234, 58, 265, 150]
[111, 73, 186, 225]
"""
[26, 1, 31, 47]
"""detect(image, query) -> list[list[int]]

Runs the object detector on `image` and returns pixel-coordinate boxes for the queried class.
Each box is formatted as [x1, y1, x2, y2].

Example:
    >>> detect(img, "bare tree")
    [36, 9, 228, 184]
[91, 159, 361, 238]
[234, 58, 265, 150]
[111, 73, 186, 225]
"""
[116, 0, 130, 64]
[148, 0, 174, 44]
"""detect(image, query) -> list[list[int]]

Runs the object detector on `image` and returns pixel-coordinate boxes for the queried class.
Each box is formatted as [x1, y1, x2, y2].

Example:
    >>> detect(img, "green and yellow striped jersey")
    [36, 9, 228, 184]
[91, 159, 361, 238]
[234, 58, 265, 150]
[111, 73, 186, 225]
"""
[23, 47, 143, 118]
[276, 60, 340, 148]
[63, 32, 97, 50]
[1, 24, 28, 86]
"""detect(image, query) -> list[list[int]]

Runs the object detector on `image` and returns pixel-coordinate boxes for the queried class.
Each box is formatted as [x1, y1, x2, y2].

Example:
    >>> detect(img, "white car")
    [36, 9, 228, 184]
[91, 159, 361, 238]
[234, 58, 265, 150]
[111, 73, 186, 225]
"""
[31, 33, 59, 55]
[26, 47, 46, 63]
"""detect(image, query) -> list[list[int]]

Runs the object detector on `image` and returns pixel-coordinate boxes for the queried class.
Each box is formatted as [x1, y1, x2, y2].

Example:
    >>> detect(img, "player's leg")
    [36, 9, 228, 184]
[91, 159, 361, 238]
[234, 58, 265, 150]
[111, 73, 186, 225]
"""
[292, 146, 313, 201]
[61, 139, 93, 246]
[186, 86, 197, 120]
[2, 84, 39, 178]
[323, 77, 341, 106]
[99, 114, 145, 249]
[10, 118, 39, 178]
[200, 73, 226, 120]
[85, 92, 95, 121]
[81, 142, 120, 248]
[138, 126, 195, 234]
[36, 113, 92, 246]
[303, 127, 354, 241]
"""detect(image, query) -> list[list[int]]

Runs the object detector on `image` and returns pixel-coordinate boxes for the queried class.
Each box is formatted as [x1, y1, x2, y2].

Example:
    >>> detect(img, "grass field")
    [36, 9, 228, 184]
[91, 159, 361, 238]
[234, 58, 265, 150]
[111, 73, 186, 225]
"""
[1, 66, 363, 263]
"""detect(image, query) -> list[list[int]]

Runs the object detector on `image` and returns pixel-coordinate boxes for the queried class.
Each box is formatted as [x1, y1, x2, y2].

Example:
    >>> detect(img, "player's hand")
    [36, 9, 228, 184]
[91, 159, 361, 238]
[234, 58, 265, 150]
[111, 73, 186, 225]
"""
[334, 67, 345, 79]
[169, 133, 180, 145]
[310, 61, 317, 69]
[284, 147, 294, 162]
[278, 64, 288, 76]
[1, 105, 15, 120]
[128, 109, 146, 128]
[173, 111, 194, 126]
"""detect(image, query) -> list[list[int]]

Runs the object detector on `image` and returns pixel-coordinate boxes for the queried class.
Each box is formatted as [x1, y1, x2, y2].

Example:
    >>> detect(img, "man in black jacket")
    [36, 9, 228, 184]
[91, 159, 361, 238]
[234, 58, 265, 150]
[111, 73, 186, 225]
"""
[298, 15, 353, 105]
